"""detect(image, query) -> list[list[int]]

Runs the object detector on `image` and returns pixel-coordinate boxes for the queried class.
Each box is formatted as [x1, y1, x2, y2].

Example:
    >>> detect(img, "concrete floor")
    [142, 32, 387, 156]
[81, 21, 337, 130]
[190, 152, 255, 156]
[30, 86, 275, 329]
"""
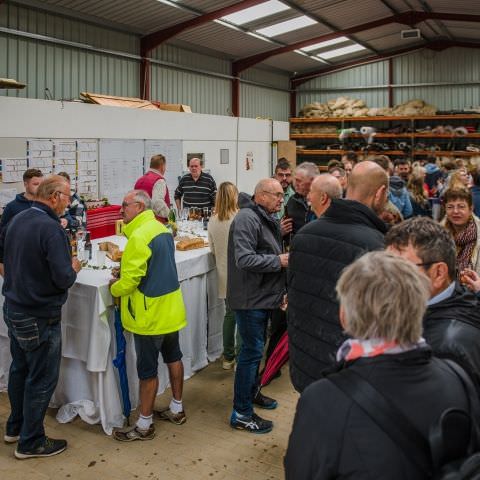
[0, 361, 299, 480]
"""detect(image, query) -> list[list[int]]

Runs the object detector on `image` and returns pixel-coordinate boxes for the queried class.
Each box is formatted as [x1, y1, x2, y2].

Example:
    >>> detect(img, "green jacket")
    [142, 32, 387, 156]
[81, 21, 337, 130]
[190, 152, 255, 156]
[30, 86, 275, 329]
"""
[110, 209, 186, 335]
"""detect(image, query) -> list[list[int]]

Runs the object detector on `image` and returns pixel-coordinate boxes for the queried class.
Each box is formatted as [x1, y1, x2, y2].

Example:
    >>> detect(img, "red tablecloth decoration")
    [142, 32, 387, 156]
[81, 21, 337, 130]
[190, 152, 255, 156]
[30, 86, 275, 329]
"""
[86, 205, 122, 239]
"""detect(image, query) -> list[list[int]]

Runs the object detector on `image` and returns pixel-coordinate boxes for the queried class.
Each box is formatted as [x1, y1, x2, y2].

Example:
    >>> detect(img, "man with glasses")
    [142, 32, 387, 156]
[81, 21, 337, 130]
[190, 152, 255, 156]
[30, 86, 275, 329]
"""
[386, 216, 480, 396]
[227, 178, 288, 434]
[111, 190, 187, 442]
[273, 158, 294, 219]
[0, 176, 81, 458]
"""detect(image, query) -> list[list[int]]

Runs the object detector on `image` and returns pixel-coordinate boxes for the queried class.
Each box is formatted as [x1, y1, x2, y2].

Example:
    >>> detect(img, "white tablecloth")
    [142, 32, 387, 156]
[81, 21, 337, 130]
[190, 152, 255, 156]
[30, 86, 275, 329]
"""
[0, 235, 225, 434]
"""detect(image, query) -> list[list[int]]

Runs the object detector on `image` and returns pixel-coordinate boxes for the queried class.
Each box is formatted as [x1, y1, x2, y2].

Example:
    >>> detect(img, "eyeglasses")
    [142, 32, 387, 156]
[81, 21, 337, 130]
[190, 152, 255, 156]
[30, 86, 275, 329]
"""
[121, 201, 140, 208]
[446, 204, 469, 212]
[262, 191, 284, 199]
[55, 191, 70, 199]
[415, 261, 440, 269]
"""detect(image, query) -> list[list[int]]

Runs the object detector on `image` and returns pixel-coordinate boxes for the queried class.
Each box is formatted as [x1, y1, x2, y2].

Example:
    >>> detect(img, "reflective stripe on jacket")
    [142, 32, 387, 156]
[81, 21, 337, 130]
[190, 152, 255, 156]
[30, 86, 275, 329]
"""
[110, 209, 186, 335]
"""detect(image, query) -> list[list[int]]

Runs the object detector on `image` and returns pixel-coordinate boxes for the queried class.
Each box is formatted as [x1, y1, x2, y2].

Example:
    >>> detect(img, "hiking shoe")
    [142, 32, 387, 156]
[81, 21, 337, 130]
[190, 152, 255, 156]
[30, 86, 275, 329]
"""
[156, 408, 186, 425]
[253, 391, 278, 410]
[230, 411, 273, 434]
[222, 358, 235, 370]
[4, 433, 20, 444]
[15, 437, 67, 459]
[113, 424, 155, 442]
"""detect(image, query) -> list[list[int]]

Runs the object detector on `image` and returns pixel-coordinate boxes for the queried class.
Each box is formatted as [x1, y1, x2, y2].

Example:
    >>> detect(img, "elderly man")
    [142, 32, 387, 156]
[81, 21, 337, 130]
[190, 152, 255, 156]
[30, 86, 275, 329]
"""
[285, 162, 319, 239]
[174, 157, 216, 210]
[307, 173, 343, 218]
[328, 166, 347, 196]
[273, 158, 294, 219]
[227, 178, 288, 434]
[1, 168, 43, 229]
[111, 190, 187, 442]
[288, 161, 388, 393]
[0, 175, 80, 459]
[134, 154, 171, 222]
[386, 216, 480, 394]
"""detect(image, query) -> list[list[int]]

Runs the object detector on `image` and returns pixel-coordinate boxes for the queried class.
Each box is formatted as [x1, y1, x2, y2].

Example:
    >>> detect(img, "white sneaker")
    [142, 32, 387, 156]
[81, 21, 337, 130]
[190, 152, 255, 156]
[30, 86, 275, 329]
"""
[222, 358, 235, 370]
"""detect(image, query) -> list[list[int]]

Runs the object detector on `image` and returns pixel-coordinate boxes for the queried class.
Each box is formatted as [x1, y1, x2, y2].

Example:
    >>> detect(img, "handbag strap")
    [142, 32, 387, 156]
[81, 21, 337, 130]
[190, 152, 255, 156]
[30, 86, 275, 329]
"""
[328, 368, 432, 477]
[431, 359, 480, 462]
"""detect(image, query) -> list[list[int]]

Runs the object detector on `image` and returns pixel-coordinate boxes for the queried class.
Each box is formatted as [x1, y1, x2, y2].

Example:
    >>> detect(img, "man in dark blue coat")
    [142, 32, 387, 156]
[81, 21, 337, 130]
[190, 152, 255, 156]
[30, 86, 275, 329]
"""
[288, 161, 388, 393]
[0, 175, 81, 459]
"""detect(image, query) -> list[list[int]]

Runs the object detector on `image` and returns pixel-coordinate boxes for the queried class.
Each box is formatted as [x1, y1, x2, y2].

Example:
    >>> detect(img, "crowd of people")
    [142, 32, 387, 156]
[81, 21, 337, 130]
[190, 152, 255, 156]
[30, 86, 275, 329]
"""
[2, 150, 480, 478]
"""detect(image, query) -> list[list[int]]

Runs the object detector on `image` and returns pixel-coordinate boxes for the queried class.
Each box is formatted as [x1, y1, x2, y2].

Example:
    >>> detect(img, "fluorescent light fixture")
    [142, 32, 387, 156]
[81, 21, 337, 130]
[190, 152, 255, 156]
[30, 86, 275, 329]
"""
[318, 43, 366, 60]
[301, 36, 350, 52]
[221, 1, 290, 26]
[295, 50, 329, 63]
[246, 31, 276, 43]
[156, 0, 179, 6]
[256, 15, 317, 37]
[213, 19, 243, 31]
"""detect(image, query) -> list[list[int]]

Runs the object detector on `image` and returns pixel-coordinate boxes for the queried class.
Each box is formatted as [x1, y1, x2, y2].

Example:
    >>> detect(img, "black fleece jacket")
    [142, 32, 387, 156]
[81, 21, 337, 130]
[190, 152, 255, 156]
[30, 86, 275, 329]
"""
[0, 202, 77, 318]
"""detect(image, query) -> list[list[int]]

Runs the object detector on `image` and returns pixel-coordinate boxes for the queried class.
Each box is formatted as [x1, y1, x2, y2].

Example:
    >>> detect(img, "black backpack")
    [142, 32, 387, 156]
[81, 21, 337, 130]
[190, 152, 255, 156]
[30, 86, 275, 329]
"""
[328, 360, 480, 479]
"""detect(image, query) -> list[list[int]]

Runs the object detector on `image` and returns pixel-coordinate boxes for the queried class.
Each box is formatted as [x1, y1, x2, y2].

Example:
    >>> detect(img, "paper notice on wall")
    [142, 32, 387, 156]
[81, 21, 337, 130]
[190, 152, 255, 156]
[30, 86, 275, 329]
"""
[144, 140, 183, 205]
[2, 157, 28, 183]
[77, 140, 98, 199]
[27, 139, 53, 174]
[0, 188, 18, 207]
[53, 140, 77, 187]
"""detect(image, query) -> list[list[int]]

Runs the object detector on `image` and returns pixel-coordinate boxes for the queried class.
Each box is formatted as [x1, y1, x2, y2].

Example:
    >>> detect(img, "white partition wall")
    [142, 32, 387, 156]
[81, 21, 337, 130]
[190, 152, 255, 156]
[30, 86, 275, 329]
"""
[0, 97, 289, 204]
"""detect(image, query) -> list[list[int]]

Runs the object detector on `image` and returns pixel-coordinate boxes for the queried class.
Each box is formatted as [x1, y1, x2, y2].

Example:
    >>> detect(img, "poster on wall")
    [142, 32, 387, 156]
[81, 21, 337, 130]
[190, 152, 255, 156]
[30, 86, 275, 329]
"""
[27, 139, 53, 175]
[245, 151, 254, 171]
[1, 157, 27, 183]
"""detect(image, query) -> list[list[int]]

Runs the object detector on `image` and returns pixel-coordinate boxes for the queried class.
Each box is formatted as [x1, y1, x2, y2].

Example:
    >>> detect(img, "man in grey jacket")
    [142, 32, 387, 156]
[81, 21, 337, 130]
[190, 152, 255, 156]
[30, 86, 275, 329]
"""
[227, 178, 288, 434]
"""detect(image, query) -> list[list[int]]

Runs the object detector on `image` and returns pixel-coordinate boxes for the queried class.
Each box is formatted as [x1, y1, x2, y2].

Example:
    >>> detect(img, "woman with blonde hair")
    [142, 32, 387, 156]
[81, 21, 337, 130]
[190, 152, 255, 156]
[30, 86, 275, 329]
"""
[208, 182, 240, 370]
[407, 166, 431, 217]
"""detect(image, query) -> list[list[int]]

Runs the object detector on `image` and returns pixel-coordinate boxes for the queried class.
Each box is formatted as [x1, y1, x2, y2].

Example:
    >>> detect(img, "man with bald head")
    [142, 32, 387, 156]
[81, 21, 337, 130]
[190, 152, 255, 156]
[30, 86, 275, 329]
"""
[288, 161, 388, 392]
[307, 173, 343, 218]
[227, 178, 288, 434]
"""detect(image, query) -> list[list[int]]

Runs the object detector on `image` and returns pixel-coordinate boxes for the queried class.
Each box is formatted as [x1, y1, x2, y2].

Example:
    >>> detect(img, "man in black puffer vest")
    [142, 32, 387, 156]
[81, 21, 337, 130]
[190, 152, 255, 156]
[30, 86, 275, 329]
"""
[288, 161, 389, 393]
[386, 216, 480, 395]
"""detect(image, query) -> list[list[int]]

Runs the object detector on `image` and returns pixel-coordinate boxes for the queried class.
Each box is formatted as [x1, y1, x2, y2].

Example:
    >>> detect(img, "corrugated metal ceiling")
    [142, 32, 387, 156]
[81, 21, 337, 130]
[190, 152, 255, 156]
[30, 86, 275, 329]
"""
[8, 0, 480, 75]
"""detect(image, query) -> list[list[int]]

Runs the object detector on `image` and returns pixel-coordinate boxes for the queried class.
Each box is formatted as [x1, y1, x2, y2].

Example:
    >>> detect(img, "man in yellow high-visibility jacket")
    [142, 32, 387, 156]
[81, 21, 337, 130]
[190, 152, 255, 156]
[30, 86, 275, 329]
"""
[110, 189, 187, 442]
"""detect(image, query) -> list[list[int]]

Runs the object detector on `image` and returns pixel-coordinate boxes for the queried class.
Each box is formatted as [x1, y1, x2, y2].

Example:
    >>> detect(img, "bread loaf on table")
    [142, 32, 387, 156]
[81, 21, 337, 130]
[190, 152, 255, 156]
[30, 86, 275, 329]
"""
[98, 241, 123, 261]
[176, 237, 206, 251]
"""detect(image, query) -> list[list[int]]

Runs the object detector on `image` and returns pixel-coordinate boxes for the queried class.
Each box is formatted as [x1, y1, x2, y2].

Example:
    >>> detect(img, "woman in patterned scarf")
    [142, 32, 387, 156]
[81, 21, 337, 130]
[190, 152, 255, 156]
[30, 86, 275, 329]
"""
[442, 188, 480, 279]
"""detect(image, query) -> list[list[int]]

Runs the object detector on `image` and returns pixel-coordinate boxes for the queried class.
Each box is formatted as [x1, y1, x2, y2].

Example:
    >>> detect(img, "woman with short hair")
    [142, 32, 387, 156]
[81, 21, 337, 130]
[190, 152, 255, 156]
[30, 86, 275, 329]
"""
[442, 188, 480, 278]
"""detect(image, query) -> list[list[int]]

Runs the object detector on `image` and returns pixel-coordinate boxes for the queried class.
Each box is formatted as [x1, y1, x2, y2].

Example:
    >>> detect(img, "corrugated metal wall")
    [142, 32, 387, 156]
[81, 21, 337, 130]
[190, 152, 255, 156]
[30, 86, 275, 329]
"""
[150, 65, 231, 115]
[296, 62, 389, 113]
[296, 48, 480, 113]
[0, 3, 139, 99]
[393, 48, 480, 108]
[150, 44, 232, 115]
[240, 68, 290, 121]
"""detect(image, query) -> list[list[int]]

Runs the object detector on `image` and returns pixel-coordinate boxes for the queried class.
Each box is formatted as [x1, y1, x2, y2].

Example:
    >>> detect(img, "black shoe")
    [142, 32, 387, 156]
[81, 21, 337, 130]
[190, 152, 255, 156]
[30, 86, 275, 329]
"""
[230, 412, 273, 434]
[15, 437, 67, 459]
[253, 391, 278, 410]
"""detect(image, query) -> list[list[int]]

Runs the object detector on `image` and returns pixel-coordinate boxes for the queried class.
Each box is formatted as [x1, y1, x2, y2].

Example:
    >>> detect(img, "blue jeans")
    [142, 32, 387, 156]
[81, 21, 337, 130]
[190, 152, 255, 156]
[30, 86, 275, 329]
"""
[233, 309, 269, 417]
[3, 304, 62, 452]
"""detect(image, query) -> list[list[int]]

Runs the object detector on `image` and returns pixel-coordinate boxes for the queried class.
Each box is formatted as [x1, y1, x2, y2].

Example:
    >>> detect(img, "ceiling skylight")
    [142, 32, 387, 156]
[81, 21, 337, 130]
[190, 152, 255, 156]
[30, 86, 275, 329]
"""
[221, 1, 290, 26]
[256, 15, 317, 37]
[301, 36, 350, 52]
[318, 44, 367, 60]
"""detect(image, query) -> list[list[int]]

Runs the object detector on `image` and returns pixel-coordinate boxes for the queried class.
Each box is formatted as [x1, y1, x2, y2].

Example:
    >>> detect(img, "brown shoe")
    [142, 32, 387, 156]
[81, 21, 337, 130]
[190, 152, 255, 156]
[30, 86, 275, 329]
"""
[113, 424, 155, 442]
[156, 408, 187, 425]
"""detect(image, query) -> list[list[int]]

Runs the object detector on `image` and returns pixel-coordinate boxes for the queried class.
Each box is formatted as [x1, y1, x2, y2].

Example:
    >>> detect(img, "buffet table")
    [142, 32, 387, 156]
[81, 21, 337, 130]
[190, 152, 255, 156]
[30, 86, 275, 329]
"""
[0, 235, 225, 434]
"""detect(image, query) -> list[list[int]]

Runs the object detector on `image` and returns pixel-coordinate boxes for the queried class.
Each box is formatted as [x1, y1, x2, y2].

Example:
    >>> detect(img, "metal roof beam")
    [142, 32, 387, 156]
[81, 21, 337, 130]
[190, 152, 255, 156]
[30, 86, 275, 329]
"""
[141, 0, 269, 55]
[233, 11, 480, 74]
[291, 40, 480, 87]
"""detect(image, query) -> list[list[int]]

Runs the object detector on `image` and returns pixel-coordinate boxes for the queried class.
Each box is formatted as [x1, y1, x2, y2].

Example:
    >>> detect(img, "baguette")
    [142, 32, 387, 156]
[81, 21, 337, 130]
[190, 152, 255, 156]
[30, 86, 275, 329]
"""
[176, 237, 206, 251]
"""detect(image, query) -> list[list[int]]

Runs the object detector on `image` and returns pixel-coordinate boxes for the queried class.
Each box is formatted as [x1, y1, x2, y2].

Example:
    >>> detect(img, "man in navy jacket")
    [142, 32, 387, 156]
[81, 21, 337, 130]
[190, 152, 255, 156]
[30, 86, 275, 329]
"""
[0, 175, 81, 459]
